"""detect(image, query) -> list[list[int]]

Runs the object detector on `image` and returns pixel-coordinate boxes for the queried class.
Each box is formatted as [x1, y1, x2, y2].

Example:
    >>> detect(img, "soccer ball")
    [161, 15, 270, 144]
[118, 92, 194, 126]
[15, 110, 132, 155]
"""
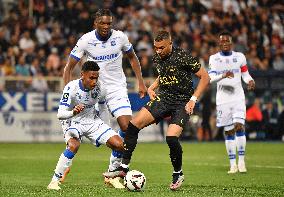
[124, 170, 146, 191]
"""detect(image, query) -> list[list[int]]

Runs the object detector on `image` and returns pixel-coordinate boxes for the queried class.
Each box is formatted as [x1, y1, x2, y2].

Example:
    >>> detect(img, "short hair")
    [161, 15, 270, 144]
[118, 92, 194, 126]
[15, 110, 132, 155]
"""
[81, 61, 100, 72]
[219, 31, 232, 38]
[154, 30, 171, 42]
[94, 9, 112, 20]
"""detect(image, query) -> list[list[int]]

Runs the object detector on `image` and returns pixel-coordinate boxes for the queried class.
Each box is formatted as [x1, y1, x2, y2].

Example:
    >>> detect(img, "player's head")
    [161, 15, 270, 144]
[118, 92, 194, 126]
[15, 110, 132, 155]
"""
[219, 31, 233, 52]
[94, 9, 113, 38]
[81, 61, 100, 90]
[154, 30, 173, 59]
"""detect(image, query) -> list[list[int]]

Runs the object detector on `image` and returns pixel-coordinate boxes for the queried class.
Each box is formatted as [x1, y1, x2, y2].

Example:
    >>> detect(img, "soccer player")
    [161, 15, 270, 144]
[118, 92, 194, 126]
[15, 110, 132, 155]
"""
[62, 9, 147, 187]
[104, 30, 210, 190]
[208, 31, 255, 174]
[47, 61, 124, 190]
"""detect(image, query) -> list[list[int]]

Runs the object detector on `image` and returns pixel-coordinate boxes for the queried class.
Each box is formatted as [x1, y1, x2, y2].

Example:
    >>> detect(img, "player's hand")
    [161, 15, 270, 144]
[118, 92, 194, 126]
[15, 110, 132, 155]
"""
[147, 88, 156, 100]
[222, 71, 234, 79]
[73, 104, 85, 115]
[247, 80, 255, 91]
[185, 100, 196, 115]
[138, 82, 147, 98]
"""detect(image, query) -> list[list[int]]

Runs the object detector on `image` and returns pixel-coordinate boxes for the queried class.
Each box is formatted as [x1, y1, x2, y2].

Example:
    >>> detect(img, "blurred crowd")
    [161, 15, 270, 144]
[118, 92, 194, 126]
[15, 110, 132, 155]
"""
[0, 0, 283, 79]
[0, 0, 283, 139]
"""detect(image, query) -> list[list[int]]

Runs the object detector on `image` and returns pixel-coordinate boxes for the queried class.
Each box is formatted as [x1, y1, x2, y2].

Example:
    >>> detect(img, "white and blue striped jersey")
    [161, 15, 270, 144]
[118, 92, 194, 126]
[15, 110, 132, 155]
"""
[70, 29, 133, 93]
[209, 51, 251, 105]
[58, 79, 102, 123]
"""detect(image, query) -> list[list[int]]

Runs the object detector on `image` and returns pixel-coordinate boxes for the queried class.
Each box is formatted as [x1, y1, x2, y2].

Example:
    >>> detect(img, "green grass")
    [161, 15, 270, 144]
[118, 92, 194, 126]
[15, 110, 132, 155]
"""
[0, 142, 283, 197]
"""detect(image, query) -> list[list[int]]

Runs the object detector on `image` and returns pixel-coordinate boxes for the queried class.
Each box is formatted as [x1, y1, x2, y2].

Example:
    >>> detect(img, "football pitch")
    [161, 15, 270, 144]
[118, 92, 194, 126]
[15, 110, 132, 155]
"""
[0, 142, 283, 197]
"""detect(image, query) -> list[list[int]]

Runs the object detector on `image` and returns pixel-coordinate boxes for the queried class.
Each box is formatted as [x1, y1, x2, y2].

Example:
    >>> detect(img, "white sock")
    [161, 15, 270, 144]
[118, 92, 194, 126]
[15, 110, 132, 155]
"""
[121, 163, 129, 169]
[236, 131, 246, 164]
[108, 130, 124, 171]
[173, 169, 183, 174]
[52, 149, 75, 181]
[225, 135, 237, 167]
[108, 154, 122, 171]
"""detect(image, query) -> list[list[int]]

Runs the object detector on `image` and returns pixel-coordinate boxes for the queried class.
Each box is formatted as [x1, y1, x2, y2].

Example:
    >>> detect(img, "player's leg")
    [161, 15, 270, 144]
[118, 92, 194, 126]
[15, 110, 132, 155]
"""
[104, 131, 126, 189]
[166, 124, 184, 190]
[85, 119, 125, 188]
[166, 105, 188, 190]
[47, 128, 81, 190]
[103, 106, 156, 178]
[59, 145, 72, 183]
[105, 91, 132, 173]
[234, 123, 246, 172]
[217, 104, 238, 174]
[224, 125, 238, 174]
[232, 102, 247, 173]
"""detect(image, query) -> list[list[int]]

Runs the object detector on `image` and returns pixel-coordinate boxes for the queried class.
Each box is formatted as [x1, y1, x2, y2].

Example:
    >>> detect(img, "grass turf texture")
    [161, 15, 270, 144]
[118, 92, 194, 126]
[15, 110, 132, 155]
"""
[0, 142, 283, 197]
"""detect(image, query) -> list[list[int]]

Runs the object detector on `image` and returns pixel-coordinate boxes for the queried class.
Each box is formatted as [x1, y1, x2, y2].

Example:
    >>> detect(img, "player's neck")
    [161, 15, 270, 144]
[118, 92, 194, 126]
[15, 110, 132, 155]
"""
[220, 51, 232, 56]
[95, 29, 112, 41]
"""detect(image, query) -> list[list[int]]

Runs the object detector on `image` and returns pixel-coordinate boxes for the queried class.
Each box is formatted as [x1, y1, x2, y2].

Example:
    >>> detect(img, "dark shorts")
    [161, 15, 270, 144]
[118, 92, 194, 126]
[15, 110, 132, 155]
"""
[144, 95, 190, 128]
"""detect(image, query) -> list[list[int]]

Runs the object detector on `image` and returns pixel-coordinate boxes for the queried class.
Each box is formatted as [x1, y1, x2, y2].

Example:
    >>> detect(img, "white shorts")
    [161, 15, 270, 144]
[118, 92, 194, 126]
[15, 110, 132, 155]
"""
[62, 118, 118, 147]
[104, 88, 132, 118]
[216, 101, 246, 127]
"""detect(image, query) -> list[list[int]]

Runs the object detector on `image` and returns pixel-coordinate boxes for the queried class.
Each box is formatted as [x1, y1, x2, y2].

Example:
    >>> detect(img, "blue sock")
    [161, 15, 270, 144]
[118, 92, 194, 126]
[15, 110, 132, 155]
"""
[111, 130, 125, 158]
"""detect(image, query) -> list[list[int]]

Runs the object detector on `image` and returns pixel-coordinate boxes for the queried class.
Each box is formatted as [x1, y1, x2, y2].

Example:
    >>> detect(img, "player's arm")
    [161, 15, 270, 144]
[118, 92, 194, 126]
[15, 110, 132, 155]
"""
[208, 56, 233, 83]
[57, 104, 85, 120]
[147, 77, 159, 100]
[209, 71, 234, 83]
[240, 64, 255, 90]
[125, 50, 147, 98]
[184, 55, 210, 114]
[63, 36, 86, 85]
[63, 57, 79, 85]
[192, 67, 210, 102]
[57, 84, 84, 120]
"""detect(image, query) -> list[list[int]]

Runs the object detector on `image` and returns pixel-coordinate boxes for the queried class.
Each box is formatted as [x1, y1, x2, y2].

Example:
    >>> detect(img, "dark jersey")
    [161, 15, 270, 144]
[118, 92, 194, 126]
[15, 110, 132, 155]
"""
[152, 47, 201, 103]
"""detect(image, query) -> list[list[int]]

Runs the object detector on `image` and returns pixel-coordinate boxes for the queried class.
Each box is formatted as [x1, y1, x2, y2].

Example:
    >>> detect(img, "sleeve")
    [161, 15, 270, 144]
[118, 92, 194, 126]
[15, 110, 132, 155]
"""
[240, 53, 254, 84]
[121, 32, 133, 53]
[70, 36, 87, 61]
[208, 55, 223, 83]
[57, 84, 75, 120]
[181, 52, 201, 73]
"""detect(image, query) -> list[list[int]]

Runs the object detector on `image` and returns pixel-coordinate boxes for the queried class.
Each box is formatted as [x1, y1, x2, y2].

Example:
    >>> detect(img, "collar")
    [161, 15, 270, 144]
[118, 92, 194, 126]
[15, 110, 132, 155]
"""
[220, 51, 232, 56]
[95, 29, 112, 41]
[79, 79, 90, 92]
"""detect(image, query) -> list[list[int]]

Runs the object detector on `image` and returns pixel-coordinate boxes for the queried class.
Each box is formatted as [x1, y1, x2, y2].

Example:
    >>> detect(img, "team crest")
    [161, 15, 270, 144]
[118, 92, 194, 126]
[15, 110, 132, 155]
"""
[111, 40, 116, 46]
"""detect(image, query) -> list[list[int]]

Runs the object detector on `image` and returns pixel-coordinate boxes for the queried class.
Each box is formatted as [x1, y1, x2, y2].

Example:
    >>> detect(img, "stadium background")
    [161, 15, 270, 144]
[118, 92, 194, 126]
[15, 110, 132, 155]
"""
[0, 0, 283, 142]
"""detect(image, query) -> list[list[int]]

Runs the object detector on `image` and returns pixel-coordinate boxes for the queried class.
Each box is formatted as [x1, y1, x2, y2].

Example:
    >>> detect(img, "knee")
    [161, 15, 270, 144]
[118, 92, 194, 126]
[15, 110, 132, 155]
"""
[67, 138, 80, 153]
[234, 123, 244, 132]
[114, 140, 124, 152]
[108, 136, 124, 152]
[119, 122, 129, 132]
[225, 129, 235, 136]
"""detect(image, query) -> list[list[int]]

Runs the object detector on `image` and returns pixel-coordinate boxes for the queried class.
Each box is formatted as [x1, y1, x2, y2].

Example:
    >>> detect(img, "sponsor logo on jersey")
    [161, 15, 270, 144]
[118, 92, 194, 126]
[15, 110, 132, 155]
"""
[93, 53, 119, 61]
[216, 69, 239, 75]
[88, 42, 98, 47]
